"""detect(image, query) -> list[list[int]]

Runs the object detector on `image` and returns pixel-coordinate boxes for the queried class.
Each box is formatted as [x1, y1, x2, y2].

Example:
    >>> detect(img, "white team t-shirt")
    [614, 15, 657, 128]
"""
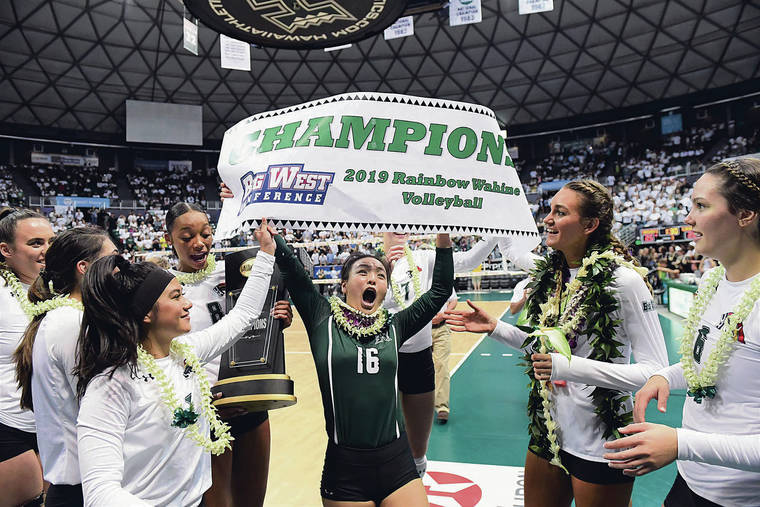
[171, 261, 226, 384]
[659, 268, 760, 507]
[77, 253, 274, 507]
[491, 264, 668, 462]
[32, 306, 82, 484]
[0, 282, 36, 433]
[384, 238, 499, 353]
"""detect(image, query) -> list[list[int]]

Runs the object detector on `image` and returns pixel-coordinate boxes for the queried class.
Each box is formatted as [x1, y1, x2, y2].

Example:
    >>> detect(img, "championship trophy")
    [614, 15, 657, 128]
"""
[210, 246, 296, 412]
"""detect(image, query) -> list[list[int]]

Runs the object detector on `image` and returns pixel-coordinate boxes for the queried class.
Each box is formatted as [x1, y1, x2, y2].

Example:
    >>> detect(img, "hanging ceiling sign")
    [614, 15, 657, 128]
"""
[184, 0, 407, 50]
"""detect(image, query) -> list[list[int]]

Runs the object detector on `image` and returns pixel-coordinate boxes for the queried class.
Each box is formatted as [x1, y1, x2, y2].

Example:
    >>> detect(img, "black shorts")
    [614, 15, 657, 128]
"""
[558, 449, 634, 485]
[398, 347, 435, 394]
[320, 435, 420, 503]
[228, 411, 269, 439]
[0, 421, 37, 462]
[45, 484, 83, 507]
[664, 472, 722, 507]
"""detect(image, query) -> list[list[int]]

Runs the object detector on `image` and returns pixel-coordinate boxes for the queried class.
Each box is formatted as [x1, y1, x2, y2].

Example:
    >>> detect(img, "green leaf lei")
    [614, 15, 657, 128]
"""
[679, 266, 760, 403]
[329, 296, 389, 339]
[136, 341, 233, 455]
[523, 248, 639, 468]
[174, 255, 216, 285]
[390, 246, 423, 309]
[0, 264, 83, 319]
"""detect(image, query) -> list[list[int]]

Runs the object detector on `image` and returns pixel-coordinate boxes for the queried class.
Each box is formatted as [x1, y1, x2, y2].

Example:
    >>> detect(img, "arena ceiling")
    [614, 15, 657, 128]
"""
[0, 0, 758, 143]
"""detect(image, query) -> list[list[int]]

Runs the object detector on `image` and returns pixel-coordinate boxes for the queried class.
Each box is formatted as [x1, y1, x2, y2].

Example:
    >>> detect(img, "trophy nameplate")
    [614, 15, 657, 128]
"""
[210, 246, 297, 412]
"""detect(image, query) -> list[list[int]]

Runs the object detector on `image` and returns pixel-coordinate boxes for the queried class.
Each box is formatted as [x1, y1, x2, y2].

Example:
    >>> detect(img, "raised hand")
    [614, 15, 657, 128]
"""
[633, 375, 671, 423]
[219, 182, 234, 200]
[273, 300, 293, 329]
[436, 233, 452, 248]
[386, 244, 406, 269]
[255, 218, 277, 255]
[444, 299, 497, 334]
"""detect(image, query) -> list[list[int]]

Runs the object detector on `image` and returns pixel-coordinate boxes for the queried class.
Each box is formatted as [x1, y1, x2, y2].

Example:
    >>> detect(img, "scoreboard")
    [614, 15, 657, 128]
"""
[637, 224, 697, 245]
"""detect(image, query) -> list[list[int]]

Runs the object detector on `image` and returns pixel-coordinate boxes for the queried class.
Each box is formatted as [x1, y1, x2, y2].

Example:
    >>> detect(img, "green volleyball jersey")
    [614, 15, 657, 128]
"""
[274, 235, 453, 448]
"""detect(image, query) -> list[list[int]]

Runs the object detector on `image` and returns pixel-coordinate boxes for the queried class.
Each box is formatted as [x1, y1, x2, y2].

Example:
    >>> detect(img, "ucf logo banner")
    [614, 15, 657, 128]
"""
[216, 92, 540, 253]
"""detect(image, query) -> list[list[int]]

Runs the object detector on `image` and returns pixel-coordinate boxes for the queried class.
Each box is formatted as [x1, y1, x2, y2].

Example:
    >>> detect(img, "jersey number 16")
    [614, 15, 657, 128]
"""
[357, 347, 379, 374]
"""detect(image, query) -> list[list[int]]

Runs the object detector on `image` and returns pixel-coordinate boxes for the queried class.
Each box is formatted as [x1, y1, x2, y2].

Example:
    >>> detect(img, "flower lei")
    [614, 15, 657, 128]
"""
[391, 246, 423, 309]
[0, 265, 84, 319]
[0, 264, 37, 319]
[174, 255, 216, 285]
[329, 296, 389, 339]
[30, 296, 84, 318]
[136, 340, 233, 455]
[679, 266, 760, 403]
[522, 248, 645, 470]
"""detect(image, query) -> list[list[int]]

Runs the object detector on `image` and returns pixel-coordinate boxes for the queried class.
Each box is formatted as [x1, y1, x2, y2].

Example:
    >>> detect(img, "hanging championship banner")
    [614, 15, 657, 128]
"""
[450, 0, 482, 27]
[518, 0, 554, 15]
[220, 34, 251, 71]
[215, 92, 540, 252]
[183, 17, 199, 55]
[383, 15, 413, 40]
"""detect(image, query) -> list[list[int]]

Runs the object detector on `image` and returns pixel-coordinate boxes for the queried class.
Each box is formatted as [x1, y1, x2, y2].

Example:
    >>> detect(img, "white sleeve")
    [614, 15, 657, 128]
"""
[77, 377, 151, 507]
[654, 362, 688, 390]
[677, 429, 760, 472]
[452, 237, 499, 273]
[550, 267, 669, 392]
[51, 310, 83, 396]
[179, 252, 275, 362]
[497, 239, 539, 272]
[489, 320, 530, 351]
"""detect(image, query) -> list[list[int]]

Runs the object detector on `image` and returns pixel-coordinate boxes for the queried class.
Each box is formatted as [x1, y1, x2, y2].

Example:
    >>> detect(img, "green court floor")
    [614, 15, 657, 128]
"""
[429, 292, 686, 506]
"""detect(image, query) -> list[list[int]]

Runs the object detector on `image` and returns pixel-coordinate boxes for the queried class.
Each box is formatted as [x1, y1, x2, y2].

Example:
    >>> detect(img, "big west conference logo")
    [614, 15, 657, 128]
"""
[238, 163, 334, 214]
[247, 0, 356, 34]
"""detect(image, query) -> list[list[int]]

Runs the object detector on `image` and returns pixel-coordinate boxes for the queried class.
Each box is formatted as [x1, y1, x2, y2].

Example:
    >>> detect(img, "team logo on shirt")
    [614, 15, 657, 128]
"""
[238, 163, 334, 214]
[213, 283, 226, 298]
[693, 325, 709, 363]
[717, 312, 745, 344]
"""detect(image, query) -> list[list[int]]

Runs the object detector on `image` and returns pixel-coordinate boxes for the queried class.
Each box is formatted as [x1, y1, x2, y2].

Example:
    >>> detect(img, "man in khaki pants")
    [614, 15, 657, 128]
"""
[432, 296, 458, 424]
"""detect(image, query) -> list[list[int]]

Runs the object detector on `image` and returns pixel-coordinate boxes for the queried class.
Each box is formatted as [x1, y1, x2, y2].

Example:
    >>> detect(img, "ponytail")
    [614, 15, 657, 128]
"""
[75, 255, 164, 399]
[14, 226, 110, 410]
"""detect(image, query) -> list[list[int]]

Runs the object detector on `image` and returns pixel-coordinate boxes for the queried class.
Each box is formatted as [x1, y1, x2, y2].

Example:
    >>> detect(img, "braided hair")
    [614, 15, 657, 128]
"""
[554, 180, 651, 292]
[706, 158, 760, 239]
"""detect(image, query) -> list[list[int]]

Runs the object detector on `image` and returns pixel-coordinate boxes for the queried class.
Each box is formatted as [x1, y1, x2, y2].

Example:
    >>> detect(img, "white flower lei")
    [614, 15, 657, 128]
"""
[329, 296, 389, 339]
[538, 250, 647, 335]
[0, 265, 37, 320]
[532, 249, 647, 472]
[136, 340, 233, 455]
[679, 266, 760, 402]
[0, 265, 83, 319]
[174, 256, 216, 285]
[30, 295, 84, 318]
[391, 246, 423, 309]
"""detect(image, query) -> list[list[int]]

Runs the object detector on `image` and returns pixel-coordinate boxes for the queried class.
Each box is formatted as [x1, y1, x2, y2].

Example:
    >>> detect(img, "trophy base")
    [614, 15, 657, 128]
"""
[211, 374, 297, 412]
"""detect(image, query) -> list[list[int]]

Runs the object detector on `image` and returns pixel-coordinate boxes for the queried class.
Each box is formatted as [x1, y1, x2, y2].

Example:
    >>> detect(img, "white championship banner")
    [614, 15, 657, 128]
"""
[216, 92, 539, 251]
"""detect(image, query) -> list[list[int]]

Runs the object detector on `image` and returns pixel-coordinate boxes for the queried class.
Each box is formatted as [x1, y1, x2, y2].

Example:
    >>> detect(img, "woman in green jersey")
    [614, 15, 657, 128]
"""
[273, 228, 454, 507]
